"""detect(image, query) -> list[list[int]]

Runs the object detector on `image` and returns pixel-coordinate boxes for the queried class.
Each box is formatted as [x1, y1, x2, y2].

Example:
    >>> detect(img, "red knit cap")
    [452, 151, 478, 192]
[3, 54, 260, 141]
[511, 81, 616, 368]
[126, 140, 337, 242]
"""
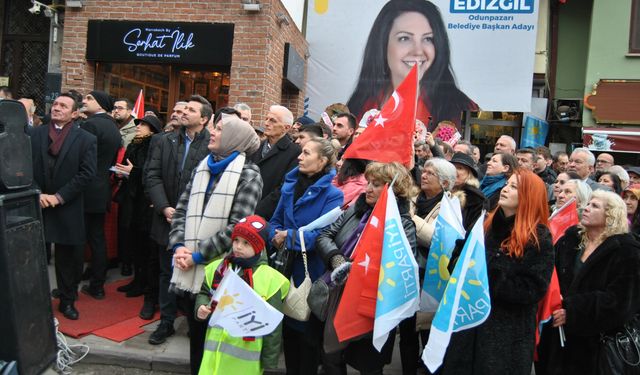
[231, 215, 269, 254]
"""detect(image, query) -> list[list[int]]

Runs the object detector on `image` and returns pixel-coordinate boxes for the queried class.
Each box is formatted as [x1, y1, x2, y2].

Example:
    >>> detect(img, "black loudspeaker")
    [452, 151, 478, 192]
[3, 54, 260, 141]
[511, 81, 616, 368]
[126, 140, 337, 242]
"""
[0, 100, 33, 191]
[0, 189, 56, 375]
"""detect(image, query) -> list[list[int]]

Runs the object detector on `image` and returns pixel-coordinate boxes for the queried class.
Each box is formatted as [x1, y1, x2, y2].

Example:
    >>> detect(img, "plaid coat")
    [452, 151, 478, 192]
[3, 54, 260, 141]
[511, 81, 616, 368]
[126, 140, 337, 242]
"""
[168, 160, 263, 263]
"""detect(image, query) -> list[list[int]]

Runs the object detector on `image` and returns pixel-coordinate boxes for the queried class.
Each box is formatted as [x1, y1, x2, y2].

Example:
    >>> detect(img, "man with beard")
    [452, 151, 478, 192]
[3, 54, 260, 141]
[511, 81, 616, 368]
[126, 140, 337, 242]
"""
[144, 97, 212, 345]
[112, 98, 137, 148]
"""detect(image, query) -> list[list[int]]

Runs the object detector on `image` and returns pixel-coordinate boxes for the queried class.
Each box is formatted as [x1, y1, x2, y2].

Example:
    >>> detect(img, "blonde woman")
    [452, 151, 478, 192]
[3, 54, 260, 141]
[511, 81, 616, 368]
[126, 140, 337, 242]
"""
[316, 162, 418, 375]
[546, 191, 640, 375]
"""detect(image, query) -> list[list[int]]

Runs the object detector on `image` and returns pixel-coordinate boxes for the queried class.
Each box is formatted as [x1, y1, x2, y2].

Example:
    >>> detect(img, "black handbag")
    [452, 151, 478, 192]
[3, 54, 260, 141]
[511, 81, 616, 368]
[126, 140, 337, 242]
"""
[308, 276, 330, 321]
[268, 244, 295, 277]
[598, 315, 640, 375]
[268, 231, 298, 278]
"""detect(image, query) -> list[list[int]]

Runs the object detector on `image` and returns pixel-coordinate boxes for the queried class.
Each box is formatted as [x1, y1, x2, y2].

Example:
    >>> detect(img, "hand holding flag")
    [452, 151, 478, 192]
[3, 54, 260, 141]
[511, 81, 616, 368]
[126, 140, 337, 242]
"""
[209, 269, 283, 337]
[534, 199, 577, 355]
[334, 185, 389, 342]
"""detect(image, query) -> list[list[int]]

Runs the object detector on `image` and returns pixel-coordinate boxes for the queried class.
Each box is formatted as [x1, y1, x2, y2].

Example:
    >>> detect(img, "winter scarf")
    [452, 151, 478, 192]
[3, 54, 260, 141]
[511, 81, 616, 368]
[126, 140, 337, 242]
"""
[481, 173, 507, 199]
[170, 152, 246, 294]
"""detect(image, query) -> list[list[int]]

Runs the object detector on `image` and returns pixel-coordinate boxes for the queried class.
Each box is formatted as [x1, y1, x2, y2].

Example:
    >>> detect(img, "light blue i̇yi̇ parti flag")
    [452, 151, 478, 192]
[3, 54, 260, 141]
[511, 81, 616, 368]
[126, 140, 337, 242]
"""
[420, 194, 465, 312]
[372, 187, 420, 352]
[521, 115, 549, 148]
[422, 214, 491, 372]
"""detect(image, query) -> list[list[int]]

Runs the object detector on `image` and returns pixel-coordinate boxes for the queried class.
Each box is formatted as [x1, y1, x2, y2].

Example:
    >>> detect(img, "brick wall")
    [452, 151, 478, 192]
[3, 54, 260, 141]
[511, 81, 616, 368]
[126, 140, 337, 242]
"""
[60, 0, 308, 124]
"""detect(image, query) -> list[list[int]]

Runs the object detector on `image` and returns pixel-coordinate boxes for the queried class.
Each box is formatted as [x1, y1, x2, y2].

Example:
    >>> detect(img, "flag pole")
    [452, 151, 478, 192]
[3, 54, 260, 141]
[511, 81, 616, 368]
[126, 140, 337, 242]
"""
[549, 197, 576, 219]
[389, 172, 400, 190]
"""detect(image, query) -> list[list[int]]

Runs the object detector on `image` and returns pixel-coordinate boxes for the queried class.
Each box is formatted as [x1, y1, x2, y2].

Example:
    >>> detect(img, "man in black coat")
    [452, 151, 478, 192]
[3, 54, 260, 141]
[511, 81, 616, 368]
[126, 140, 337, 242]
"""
[79, 90, 122, 299]
[31, 93, 97, 320]
[249, 104, 301, 220]
[144, 96, 212, 344]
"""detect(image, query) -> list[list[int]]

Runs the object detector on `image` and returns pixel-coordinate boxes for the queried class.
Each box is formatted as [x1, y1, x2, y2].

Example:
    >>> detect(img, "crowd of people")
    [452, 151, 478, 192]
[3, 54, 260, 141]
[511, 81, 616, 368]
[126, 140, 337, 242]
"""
[7, 82, 640, 375]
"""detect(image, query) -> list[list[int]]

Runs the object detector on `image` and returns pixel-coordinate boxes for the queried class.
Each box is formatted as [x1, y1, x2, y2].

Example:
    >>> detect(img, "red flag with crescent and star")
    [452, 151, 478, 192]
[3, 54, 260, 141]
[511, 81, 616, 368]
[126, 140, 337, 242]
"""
[333, 184, 388, 342]
[342, 64, 418, 166]
[534, 199, 577, 358]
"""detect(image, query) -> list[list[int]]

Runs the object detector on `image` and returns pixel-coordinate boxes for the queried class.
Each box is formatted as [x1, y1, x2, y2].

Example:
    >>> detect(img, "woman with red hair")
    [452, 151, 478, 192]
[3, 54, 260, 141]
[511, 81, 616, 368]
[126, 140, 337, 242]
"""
[441, 169, 554, 375]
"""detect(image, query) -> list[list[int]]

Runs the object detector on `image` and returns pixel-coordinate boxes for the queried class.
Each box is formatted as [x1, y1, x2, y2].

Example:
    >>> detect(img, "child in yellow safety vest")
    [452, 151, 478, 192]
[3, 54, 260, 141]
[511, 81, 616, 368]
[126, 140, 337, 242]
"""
[195, 215, 289, 375]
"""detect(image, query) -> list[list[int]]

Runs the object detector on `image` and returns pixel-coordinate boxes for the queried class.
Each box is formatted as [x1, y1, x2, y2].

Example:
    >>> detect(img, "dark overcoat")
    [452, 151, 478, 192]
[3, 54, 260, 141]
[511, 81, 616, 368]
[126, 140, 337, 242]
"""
[144, 127, 210, 246]
[114, 136, 153, 231]
[537, 226, 640, 375]
[80, 112, 121, 213]
[249, 135, 300, 220]
[31, 122, 97, 245]
[441, 209, 554, 375]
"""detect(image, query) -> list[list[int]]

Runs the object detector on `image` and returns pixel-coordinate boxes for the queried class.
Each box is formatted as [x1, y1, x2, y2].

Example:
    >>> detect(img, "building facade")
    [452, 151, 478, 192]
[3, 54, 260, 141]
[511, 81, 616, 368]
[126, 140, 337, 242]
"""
[550, 0, 640, 161]
[1, 0, 308, 123]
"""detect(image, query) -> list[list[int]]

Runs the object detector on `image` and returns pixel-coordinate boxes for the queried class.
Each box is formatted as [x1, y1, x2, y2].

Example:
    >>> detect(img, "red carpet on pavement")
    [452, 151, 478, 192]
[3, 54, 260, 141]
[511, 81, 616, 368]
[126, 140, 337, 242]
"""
[53, 278, 160, 341]
[92, 312, 160, 342]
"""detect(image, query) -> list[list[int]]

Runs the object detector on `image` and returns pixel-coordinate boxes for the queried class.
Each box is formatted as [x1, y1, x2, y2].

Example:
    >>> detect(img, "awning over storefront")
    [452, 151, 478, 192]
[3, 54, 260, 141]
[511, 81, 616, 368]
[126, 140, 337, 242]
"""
[583, 127, 640, 154]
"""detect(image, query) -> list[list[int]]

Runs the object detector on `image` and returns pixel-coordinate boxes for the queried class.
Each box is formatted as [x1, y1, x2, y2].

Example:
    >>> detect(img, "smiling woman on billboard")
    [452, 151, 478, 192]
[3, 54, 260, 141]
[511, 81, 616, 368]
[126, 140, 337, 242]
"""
[347, 0, 478, 127]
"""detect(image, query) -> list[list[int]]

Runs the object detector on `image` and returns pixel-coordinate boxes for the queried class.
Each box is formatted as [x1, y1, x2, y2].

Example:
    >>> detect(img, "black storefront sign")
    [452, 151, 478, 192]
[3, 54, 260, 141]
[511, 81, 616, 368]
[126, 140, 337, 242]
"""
[86, 20, 234, 65]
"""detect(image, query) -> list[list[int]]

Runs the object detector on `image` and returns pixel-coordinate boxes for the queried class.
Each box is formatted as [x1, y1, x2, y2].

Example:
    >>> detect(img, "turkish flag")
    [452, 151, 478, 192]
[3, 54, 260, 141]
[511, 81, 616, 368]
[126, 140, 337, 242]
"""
[132, 89, 145, 119]
[535, 267, 562, 358]
[534, 201, 577, 358]
[333, 185, 388, 342]
[548, 199, 579, 244]
[342, 65, 418, 166]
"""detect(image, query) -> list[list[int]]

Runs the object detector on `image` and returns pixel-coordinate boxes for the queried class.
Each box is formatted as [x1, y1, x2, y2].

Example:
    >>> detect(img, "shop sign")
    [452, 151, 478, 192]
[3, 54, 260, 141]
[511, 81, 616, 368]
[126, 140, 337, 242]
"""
[584, 79, 640, 125]
[583, 127, 640, 154]
[86, 20, 234, 65]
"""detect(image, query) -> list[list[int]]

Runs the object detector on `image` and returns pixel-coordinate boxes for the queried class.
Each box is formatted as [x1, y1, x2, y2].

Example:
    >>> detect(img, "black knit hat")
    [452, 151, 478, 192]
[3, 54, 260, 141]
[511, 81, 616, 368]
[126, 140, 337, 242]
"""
[450, 152, 478, 178]
[295, 116, 315, 126]
[89, 90, 114, 112]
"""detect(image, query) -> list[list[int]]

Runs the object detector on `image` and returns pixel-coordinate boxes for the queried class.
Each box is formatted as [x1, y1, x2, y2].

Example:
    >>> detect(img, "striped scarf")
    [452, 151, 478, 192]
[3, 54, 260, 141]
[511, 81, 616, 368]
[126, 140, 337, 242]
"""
[170, 153, 246, 293]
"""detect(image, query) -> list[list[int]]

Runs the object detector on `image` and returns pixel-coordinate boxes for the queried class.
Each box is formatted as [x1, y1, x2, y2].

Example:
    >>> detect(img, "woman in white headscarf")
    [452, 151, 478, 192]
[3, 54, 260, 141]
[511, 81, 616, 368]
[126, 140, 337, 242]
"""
[169, 111, 264, 374]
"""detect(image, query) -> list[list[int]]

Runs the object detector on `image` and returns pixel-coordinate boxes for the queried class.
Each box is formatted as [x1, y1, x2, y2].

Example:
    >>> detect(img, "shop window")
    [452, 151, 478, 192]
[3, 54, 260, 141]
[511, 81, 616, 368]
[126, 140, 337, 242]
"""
[465, 112, 523, 159]
[178, 71, 229, 110]
[95, 63, 170, 117]
[631, 0, 640, 53]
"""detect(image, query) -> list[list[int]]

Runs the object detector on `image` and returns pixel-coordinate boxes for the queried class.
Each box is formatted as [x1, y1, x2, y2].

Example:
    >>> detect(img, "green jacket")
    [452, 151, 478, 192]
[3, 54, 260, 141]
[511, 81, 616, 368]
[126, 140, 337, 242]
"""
[195, 253, 288, 371]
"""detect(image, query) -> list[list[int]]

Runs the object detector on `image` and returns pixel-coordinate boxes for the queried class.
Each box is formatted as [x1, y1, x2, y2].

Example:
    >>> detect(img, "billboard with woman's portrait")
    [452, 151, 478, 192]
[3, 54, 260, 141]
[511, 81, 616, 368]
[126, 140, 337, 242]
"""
[305, 0, 540, 126]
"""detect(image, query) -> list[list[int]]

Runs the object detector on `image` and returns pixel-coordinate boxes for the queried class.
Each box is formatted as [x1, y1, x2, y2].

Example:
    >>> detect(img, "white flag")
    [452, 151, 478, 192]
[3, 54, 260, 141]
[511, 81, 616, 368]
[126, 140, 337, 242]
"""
[209, 269, 284, 337]
[298, 206, 344, 232]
